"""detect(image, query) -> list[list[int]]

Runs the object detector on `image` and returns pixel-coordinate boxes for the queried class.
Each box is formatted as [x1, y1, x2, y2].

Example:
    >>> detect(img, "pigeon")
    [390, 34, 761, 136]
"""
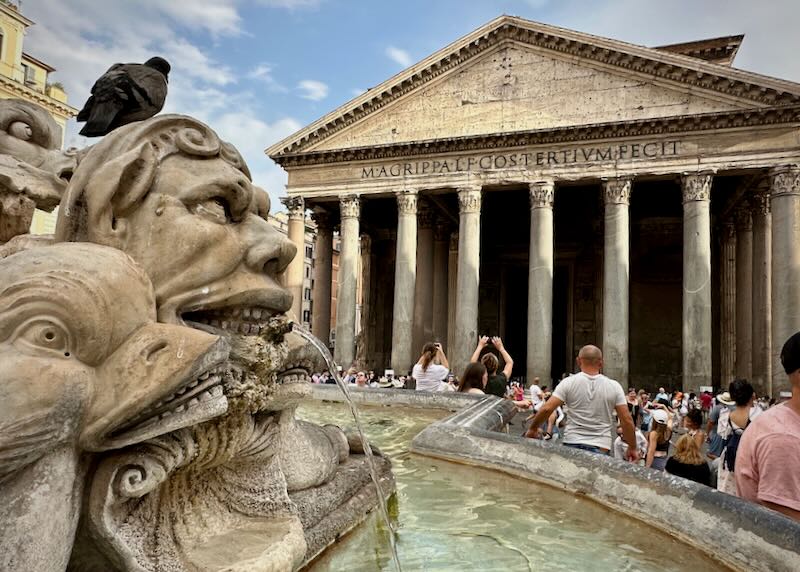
[77, 56, 170, 137]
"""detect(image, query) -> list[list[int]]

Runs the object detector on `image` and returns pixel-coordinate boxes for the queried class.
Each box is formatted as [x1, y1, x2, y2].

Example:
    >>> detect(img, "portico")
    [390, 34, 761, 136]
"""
[268, 16, 800, 396]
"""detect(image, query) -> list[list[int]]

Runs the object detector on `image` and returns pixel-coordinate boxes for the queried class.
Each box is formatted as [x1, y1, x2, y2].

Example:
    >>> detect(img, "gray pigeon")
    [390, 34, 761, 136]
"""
[77, 57, 170, 137]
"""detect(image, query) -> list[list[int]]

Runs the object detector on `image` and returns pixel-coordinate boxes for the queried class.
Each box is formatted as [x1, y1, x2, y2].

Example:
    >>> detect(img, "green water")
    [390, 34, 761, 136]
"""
[299, 402, 726, 572]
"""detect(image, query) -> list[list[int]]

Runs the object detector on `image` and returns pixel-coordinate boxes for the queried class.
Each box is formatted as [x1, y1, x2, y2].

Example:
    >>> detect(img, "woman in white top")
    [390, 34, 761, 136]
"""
[411, 342, 453, 392]
[458, 362, 487, 394]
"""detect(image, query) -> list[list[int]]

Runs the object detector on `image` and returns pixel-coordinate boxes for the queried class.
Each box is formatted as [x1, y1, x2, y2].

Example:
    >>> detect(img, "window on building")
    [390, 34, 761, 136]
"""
[304, 288, 312, 301]
[305, 246, 313, 259]
[22, 63, 35, 84]
[0, 32, 4, 60]
[305, 266, 311, 279]
[302, 310, 311, 323]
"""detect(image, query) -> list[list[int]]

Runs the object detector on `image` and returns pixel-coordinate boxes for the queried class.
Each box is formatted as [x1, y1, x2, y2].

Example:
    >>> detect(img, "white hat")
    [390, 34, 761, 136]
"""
[652, 409, 669, 425]
[717, 391, 735, 406]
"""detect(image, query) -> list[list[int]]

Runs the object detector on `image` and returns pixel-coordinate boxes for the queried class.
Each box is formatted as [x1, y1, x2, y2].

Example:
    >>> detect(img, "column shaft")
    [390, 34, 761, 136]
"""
[720, 220, 737, 386]
[281, 196, 305, 322]
[735, 206, 753, 380]
[751, 191, 772, 397]
[527, 181, 554, 385]
[432, 223, 450, 346]
[602, 177, 631, 388]
[681, 174, 713, 394]
[453, 187, 482, 375]
[334, 196, 360, 367]
[358, 233, 373, 368]
[412, 202, 435, 354]
[391, 191, 417, 373]
[311, 210, 333, 346]
[770, 167, 800, 396]
[447, 232, 458, 355]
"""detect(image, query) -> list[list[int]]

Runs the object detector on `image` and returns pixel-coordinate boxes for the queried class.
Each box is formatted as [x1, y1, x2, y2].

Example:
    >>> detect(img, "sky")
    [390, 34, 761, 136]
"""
[21, 0, 800, 211]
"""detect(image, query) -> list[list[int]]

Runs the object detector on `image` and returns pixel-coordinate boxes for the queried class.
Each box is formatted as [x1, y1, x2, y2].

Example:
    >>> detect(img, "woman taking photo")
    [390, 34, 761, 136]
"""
[412, 342, 453, 392]
[458, 362, 488, 394]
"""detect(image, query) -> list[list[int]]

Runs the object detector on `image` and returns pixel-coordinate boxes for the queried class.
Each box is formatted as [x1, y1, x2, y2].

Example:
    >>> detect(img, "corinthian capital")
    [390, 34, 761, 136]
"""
[735, 203, 752, 231]
[770, 165, 800, 197]
[281, 196, 305, 219]
[311, 208, 332, 231]
[681, 173, 713, 203]
[418, 200, 435, 228]
[395, 189, 417, 215]
[602, 177, 632, 205]
[457, 186, 482, 214]
[449, 231, 459, 251]
[751, 190, 771, 216]
[529, 181, 554, 209]
[339, 195, 360, 219]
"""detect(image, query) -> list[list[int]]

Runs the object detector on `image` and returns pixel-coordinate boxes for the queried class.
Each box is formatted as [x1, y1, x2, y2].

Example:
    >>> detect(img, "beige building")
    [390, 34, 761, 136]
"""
[0, 1, 78, 234]
[269, 16, 800, 397]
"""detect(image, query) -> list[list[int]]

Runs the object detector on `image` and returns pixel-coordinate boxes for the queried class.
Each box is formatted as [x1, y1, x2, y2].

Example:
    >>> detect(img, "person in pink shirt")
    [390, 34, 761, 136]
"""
[735, 332, 800, 521]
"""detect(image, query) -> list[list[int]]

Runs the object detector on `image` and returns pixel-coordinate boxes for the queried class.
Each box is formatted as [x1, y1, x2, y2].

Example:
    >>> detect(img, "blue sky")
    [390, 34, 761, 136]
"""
[22, 0, 800, 210]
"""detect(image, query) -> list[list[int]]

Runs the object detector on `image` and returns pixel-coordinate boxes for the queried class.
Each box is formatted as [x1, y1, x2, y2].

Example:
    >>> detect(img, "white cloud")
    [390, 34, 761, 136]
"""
[248, 63, 288, 92]
[256, 0, 322, 8]
[297, 79, 329, 101]
[351, 87, 366, 96]
[386, 46, 412, 68]
[143, 0, 242, 36]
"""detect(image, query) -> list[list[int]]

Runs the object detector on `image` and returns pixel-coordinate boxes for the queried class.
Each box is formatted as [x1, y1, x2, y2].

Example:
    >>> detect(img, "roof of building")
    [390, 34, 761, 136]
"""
[654, 35, 745, 67]
[266, 15, 800, 158]
[22, 52, 56, 73]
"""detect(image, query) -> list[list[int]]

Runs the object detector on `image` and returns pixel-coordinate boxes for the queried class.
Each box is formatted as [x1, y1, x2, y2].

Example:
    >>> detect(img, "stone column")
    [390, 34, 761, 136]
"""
[357, 233, 373, 368]
[735, 205, 753, 380]
[391, 190, 417, 373]
[602, 177, 632, 388]
[720, 220, 737, 387]
[453, 186, 482, 375]
[412, 201, 435, 355]
[447, 231, 458, 355]
[311, 210, 333, 346]
[281, 196, 305, 323]
[751, 191, 772, 397]
[681, 173, 713, 394]
[770, 166, 800, 396]
[527, 181, 555, 385]
[334, 195, 360, 367]
[432, 221, 450, 346]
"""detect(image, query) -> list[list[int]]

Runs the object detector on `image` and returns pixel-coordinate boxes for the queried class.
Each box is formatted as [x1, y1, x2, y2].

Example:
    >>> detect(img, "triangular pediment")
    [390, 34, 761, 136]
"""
[267, 16, 800, 158]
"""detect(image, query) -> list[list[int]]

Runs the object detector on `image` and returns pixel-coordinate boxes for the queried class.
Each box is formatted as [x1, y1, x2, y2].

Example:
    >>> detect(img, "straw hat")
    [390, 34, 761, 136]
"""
[717, 391, 735, 406]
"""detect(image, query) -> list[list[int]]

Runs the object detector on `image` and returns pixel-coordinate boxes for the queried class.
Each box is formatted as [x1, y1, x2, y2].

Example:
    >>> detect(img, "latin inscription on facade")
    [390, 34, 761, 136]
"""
[361, 141, 680, 179]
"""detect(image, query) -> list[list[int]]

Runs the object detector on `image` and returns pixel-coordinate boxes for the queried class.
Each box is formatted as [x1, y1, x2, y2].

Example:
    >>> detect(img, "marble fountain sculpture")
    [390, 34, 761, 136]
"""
[0, 101, 394, 571]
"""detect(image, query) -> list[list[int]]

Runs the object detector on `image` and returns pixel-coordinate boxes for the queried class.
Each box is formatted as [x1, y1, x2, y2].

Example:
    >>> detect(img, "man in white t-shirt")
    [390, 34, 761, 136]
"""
[526, 345, 639, 460]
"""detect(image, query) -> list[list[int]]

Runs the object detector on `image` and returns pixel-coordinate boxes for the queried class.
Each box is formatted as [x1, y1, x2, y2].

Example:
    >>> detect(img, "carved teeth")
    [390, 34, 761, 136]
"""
[252, 308, 262, 319]
[211, 385, 223, 397]
[199, 372, 210, 380]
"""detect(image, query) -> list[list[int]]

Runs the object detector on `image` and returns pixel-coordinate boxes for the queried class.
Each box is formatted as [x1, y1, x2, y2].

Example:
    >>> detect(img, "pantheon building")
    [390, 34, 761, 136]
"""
[269, 16, 800, 397]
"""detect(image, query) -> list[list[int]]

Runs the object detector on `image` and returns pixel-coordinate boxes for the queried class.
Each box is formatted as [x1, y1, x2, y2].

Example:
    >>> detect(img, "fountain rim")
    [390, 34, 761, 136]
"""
[309, 384, 800, 572]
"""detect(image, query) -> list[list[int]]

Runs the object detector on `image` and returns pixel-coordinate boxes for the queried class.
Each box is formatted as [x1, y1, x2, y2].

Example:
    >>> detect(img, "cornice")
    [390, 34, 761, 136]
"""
[274, 105, 800, 168]
[267, 16, 800, 158]
[0, 75, 78, 118]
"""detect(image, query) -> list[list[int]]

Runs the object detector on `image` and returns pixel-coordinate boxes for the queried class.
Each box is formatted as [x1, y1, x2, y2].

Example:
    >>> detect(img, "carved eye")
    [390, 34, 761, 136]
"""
[191, 197, 231, 224]
[12, 319, 72, 357]
[8, 121, 33, 141]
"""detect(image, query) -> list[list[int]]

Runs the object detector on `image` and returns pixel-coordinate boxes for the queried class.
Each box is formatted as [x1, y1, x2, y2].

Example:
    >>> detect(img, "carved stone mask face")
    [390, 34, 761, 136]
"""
[0, 243, 230, 478]
[55, 115, 296, 334]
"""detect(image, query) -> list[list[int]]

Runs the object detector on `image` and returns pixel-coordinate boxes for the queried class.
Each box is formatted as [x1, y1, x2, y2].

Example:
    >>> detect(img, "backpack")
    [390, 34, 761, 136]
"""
[722, 420, 750, 472]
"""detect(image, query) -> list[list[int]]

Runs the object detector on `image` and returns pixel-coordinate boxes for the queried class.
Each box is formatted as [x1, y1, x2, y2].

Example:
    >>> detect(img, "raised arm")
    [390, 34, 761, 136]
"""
[470, 336, 489, 363]
[525, 395, 564, 439]
[615, 404, 639, 462]
[491, 337, 514, 379]
[436, 343, 449, 369]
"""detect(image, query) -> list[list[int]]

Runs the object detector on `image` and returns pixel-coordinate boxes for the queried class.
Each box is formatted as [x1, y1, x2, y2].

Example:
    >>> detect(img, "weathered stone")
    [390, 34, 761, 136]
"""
[0, 243, 228, 572]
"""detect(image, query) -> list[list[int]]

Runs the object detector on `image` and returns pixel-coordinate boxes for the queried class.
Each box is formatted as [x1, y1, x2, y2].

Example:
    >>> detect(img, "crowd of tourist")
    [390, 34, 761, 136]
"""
[312, 331, 799, 521]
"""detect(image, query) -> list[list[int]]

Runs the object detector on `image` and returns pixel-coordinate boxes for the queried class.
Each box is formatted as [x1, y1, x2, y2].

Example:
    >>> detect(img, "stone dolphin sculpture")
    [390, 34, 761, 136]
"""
[0, 242, 229, 572]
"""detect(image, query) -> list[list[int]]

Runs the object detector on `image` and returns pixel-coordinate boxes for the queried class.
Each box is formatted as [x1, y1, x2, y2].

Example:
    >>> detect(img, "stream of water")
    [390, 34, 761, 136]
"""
[292, 325, 403, 572]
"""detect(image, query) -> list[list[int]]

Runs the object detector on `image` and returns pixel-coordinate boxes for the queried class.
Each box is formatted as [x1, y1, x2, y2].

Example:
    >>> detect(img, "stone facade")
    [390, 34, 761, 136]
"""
[270, 15, 800, 395]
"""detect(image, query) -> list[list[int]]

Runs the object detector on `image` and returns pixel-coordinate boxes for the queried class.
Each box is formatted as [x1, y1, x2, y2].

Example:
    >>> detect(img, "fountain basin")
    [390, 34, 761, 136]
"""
[309, 385, 800, 572]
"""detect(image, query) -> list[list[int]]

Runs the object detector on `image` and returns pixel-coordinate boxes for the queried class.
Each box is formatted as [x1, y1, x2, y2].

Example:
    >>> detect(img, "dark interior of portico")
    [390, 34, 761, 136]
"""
[339, 172, 750, 390]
